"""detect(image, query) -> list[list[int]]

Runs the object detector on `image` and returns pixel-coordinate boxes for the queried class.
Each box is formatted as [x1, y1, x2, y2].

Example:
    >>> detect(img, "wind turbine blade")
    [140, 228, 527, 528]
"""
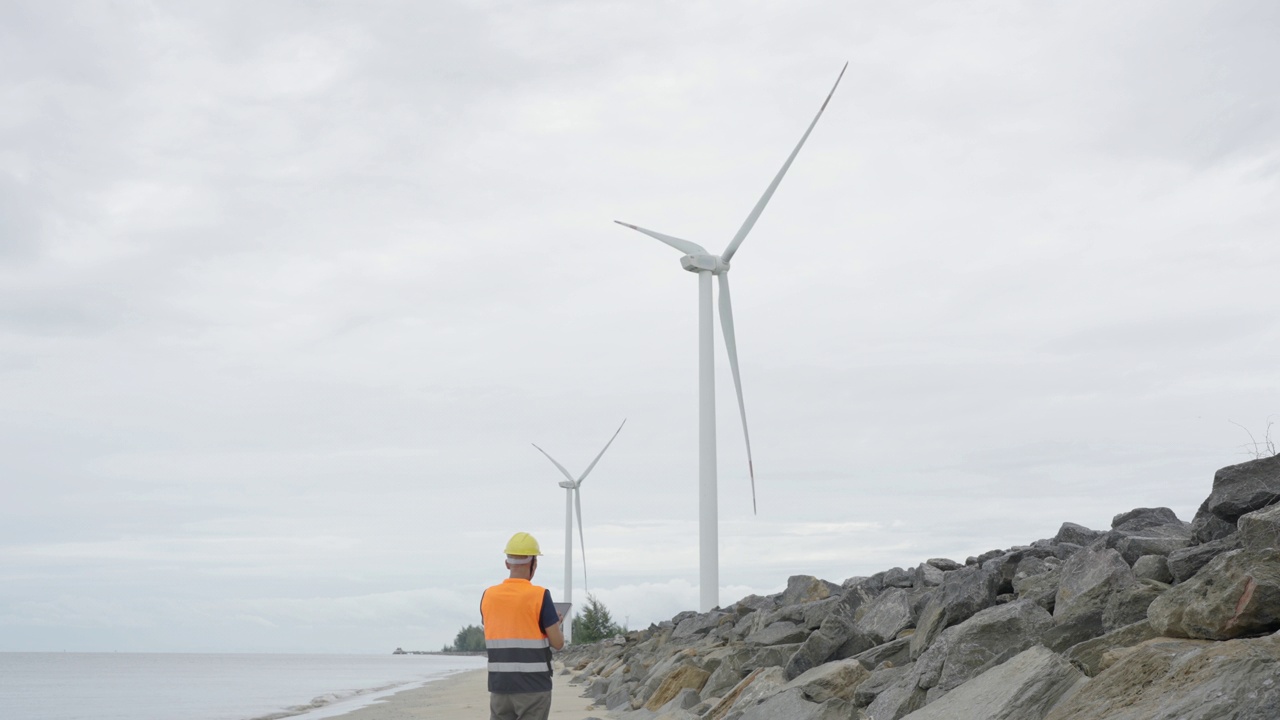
[532, 443, 577, 484]
[721, 62, 848, 263]
[614, 221, 708, 256]
[574, 487, 588, 592]
[717, 274, 757, 514]
[577, 419, 627, 486]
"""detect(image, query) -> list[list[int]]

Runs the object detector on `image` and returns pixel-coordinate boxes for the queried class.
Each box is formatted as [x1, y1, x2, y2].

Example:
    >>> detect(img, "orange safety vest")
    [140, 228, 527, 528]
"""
[480, 578, 553, 694]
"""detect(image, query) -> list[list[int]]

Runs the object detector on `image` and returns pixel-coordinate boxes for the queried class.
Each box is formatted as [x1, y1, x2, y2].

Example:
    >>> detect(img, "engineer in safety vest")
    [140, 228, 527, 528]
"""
[481, 532, 565, 720]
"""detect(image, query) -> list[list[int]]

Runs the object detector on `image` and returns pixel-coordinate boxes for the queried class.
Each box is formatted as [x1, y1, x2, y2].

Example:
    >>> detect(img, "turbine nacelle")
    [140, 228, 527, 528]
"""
[557, 480, 576, 489]
[681, 254, 730, 274]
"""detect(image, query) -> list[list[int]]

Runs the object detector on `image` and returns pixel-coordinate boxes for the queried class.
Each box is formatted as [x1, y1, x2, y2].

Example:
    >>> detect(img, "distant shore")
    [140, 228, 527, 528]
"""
[322, 665, 608, 720]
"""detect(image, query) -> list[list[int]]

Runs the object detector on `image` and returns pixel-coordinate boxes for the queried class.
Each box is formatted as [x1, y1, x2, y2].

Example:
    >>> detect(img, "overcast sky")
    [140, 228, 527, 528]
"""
[2, 1, 1278, 654]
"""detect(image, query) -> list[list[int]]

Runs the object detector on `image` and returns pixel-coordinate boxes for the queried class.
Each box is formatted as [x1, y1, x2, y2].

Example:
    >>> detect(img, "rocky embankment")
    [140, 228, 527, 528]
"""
[559, 455, 1280, 719]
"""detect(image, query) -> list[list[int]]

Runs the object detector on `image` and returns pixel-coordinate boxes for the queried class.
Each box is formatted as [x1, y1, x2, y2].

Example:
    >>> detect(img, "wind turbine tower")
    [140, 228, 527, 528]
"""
[616, 65, 846, 611]
[533, 419, 626, 644]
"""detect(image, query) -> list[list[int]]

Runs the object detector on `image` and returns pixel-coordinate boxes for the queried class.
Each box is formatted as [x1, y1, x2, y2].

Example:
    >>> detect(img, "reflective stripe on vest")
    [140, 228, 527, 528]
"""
[481, 579, 553, 693]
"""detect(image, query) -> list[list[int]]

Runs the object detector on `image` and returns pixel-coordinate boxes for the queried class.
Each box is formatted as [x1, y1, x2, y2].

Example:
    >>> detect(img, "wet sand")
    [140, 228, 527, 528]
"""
[322, 667, 611, 719]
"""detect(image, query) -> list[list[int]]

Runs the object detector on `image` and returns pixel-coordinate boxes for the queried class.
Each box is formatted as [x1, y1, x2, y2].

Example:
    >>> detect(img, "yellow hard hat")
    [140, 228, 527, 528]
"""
[504, 532, 542, 557]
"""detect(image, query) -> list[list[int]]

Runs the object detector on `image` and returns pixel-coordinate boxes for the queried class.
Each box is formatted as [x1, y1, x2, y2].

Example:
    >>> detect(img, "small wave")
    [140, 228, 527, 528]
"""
[246, 680, 417, 720]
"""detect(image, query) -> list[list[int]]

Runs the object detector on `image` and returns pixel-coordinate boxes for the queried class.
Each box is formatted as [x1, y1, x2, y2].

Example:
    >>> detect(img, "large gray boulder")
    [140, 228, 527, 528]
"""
[900, 645, 1083, 720]
[913, 599, 1053, 694]
[909, 565, 1000, 659]
[1147, 547, 1280, 639]
[1054, 542, 1135, 622]
[779, 575, 841, 606]
[1056, 522, 1104, 546]
[1191, 455, 1280, 540]
[1013, 561, 1061, 612]
[745, 620, 808, 646]
[1131, 554, 1173, 583]
[1240, 502, 1280, 550]
[1166, 533, 1241, 583]
[853, 663, 910, 708]
[1102, 579, 1166, 631]
[703, 666, 787, 720]
[737, 687, 854, 720]
[863, 669, 926, 720]
[1111, 506, 1182, 532]
[1190, 497, 1238, 543]
[784, 587, 868, 680]
[1044, 633, 1280, 720]
[1061, 619, 1159, 677]
[855, 587, 914, 644]
[781, 658, 870, 704]
[673, 611, 730, 638]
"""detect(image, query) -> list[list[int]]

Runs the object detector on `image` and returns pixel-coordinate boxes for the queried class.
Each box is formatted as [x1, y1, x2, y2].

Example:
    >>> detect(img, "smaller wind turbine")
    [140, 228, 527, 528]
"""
[532, 419, 626, 644]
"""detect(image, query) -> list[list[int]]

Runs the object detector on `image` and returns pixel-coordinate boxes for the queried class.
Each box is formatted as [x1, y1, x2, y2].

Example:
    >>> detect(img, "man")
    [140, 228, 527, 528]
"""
[481, 531, 565, 720]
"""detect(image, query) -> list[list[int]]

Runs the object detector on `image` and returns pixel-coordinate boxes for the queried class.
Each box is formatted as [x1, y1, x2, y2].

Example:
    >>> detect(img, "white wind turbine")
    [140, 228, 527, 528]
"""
[616, 65, 846, 612]
[532, 419, 626, 644]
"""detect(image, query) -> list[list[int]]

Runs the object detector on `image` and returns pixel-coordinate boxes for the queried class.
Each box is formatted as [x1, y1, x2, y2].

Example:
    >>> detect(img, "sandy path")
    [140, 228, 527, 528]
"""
[322, 667, 611, 719]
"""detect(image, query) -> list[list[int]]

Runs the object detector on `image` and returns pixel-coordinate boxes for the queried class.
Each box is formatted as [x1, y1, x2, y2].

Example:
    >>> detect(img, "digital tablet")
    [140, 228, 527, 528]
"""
[553, 602, 572, 620]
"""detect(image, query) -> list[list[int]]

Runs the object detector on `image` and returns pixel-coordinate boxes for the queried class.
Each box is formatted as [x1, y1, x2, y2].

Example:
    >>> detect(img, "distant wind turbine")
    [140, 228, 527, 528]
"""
[532, 419, 626, 644]
[615, 64, 847, 612]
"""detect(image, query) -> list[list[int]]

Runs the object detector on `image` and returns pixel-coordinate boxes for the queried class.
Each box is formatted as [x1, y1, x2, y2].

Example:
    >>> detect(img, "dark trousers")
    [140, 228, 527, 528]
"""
[489, 691, 552, 720]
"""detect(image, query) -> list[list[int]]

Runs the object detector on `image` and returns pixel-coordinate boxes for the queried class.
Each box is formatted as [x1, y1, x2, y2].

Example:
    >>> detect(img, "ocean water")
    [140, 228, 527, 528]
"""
[0, 652, 487, 720]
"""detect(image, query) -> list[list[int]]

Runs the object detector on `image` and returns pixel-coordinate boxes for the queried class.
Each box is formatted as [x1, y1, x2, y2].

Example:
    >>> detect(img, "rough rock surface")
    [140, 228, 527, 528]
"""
[1194, 455, 1280, 533]
[1240, 502, 1280, 551]
[899, 645, 1083, 720]
[559, 458, 1280, 720]
[1147, 547, 1280, 640]
[1044, 633, 1280, 720]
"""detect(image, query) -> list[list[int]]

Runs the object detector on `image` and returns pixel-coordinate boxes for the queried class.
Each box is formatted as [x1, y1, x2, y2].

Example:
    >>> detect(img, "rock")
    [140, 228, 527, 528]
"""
[1112, 507, 1182, 532]
[605, 680, 639, 710]
[899, 645, 1083, 720]
[909, 565, 1000, 659]
[881, 567, 914, 588]
[783, 588, 867, 680]
[1202, 454, 1280, 521]
[913, 599, 1053, 693]
[1166, 533, 1242, 583]
[1191, 498, 1239, 544]
[1013, 563, 1061, 612]
[863, 668, 926, 720]
[738, 687, 855, 720]
[1053, 542, 1135, 623]
[854, 588, 914, 644]
[914, 562, 945, 587]
[1131, 554, 1173, 583]
[1114, 524, 1192, 566]
[1056, 522, 1103, 546]
[849, 636, 911, 670]
[781, 658, 870, 704]
[1053, 542, 1083, 561]
[1061, 619, 1158, 677]
[1240, 503, 1280, 551]
[853, 663, 909, 707]
[926, 557, 962, 571]
[657, 687, 702, 713]
[1147, 548, 1280, 639]
[1043, 633, 1280, 720]
[673, 611, 730, 638]
[780, 575, 840, 606]
[703, 666, 787, 720]
[1102, 580, 1165, 631]
[745, 621, 808, 646]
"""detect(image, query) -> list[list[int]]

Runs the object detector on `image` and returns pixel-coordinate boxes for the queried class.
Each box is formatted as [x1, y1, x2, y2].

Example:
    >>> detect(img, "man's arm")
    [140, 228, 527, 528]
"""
[545, 617, 565, 650]
[539, 590, 565, 650]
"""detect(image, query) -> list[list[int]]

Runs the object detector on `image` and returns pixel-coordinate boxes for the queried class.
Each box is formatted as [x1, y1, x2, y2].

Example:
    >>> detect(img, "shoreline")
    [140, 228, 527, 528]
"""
[316, 666, 612, 720]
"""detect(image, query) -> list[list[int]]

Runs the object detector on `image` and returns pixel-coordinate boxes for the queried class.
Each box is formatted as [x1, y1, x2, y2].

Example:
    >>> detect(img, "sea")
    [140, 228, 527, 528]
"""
[0, 652, 487, 720]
